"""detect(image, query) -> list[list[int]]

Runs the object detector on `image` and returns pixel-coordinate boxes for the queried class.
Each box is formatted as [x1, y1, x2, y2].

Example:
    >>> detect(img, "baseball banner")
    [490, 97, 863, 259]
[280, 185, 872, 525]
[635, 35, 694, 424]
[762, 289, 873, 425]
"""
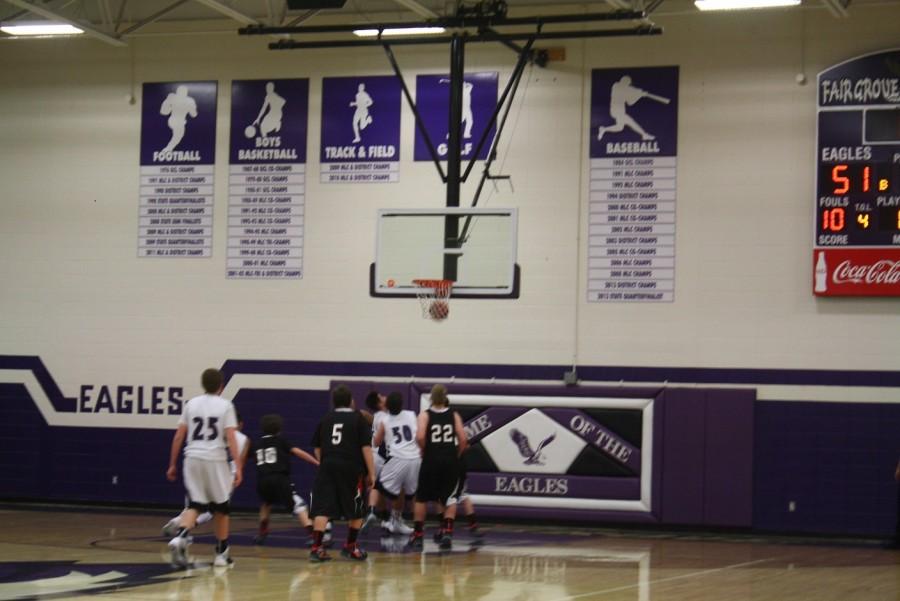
[587, 66, 679, 302]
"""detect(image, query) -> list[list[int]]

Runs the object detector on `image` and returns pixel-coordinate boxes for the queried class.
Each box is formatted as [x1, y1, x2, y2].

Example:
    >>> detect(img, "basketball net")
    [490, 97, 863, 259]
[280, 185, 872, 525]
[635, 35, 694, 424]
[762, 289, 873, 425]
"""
[412, 279, 453, 322]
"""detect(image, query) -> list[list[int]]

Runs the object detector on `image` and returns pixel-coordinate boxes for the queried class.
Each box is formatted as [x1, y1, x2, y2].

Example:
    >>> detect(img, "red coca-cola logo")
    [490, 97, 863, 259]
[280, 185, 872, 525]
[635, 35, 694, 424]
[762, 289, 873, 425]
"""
[833, 259, 900, 285]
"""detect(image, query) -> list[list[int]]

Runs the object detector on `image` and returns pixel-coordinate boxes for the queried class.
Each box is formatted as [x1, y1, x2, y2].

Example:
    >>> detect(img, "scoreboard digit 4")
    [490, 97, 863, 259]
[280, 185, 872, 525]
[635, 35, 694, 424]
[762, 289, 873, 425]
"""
[814, 49, 900, 296]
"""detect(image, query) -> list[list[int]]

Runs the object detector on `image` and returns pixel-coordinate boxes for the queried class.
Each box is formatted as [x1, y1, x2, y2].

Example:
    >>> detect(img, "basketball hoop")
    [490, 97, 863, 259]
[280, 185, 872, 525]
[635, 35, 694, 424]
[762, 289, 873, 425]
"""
[412, 279, 454, 322]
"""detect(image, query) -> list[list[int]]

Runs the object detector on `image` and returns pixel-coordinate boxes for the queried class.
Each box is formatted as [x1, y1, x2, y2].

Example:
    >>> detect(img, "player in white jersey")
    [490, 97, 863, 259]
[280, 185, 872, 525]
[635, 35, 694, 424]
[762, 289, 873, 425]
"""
[165, 368, 243, 568]
[372, 392, 420, 535]
[162, 413, 250, 538]
[360, 391, 389, 532]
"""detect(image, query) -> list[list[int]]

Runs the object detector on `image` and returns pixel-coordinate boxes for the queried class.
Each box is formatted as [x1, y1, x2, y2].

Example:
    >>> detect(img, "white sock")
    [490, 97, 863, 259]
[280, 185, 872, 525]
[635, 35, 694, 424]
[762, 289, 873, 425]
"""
[196, 512, 213, 525]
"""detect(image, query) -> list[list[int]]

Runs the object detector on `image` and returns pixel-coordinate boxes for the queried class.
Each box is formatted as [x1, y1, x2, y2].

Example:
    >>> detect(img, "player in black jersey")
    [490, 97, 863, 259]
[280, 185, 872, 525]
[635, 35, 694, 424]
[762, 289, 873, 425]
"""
[408, 384, 468, 550]
[309, 385, 376, 562]
[251, 414, 320, 545]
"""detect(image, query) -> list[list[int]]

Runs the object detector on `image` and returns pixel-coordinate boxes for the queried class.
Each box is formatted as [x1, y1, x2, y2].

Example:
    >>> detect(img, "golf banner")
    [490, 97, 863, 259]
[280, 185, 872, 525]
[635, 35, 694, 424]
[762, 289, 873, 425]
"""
[227, 78, 309, 279]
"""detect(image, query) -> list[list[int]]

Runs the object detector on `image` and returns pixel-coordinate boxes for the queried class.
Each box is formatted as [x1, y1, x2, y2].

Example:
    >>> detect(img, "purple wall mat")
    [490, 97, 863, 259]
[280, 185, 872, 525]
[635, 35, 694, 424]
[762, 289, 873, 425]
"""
[659, 388, 706, 525]
[754, 400, 900, 537]
[704, 390, 755, 527]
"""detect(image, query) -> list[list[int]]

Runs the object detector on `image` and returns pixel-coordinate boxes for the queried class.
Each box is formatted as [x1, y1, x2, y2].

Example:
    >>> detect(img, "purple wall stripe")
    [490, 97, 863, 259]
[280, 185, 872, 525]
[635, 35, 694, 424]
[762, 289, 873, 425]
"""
[222, 358, 900, 388]
[0, 355, 75, 413]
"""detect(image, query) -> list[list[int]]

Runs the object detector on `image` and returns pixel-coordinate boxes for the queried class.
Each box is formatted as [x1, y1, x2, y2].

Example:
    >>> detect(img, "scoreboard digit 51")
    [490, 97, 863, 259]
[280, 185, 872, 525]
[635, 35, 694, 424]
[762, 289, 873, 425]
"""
[814, 49, 900, 296]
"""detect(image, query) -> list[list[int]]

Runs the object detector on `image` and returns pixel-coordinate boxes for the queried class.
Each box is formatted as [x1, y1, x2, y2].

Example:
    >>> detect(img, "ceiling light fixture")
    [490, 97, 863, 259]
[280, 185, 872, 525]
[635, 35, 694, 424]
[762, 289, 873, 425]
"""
[694, 0, 800, 10]
[353, 27, 446, 37]
[0, 22, 84, 36]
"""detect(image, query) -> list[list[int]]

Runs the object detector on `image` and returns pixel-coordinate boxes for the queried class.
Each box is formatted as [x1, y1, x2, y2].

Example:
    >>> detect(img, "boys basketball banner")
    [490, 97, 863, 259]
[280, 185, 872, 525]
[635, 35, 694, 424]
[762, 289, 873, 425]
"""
[227, 79, 308, 279]
[320, 75, 401, 184]
[587, 67, 678, 303]
[414, 72, 499, 162]
[138, 81, 217, 258]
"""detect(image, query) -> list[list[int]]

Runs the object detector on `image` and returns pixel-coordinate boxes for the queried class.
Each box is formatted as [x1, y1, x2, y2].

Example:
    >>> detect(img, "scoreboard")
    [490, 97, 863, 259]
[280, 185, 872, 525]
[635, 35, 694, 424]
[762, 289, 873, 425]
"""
[814, 49, 900, 296]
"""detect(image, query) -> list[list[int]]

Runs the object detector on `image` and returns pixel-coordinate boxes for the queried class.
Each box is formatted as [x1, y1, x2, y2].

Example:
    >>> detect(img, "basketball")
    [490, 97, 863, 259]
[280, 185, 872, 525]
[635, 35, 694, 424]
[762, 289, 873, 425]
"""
[429, 300, 449, 320]
[244, 125, 256, 139]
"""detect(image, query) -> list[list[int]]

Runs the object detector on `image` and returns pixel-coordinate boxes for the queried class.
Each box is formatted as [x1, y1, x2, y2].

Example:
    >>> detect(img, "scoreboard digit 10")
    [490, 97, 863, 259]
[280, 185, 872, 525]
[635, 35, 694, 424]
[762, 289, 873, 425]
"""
[814, 49, 900, 296]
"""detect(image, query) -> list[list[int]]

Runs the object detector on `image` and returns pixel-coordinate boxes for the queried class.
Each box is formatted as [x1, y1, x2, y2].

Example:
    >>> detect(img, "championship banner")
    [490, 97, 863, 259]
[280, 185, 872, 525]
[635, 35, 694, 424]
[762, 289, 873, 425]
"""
[320, 76, 401, 184]
[418, 391, 654, 512]
[413, 72, 498, 161]
[228, 79, 308, 279]
[587, 66, 679, 302]
[138, 81, 217, 258]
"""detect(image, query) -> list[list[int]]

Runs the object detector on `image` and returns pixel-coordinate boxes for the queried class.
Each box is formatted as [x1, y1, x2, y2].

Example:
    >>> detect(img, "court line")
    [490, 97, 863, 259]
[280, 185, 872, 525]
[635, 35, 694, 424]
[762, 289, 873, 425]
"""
[544, 556, 784, 601]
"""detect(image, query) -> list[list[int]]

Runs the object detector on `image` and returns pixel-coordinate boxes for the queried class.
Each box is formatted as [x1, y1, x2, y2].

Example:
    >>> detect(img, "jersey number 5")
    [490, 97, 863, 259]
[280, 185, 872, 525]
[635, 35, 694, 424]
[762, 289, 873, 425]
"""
[430, 423, 454, 444]
[332, 423, 343, 445]
[191, 417, 219, 441]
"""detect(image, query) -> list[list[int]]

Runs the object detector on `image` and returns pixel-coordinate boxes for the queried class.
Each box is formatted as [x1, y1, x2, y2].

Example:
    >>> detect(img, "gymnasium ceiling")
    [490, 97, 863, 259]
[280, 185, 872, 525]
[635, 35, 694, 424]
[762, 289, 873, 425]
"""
[0, 0, 893, 46]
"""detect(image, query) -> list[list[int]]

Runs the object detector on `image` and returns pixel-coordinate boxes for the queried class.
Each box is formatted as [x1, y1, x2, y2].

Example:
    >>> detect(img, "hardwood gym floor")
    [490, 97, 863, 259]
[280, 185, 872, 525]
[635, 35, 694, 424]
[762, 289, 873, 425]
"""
[0, 507, 896, 600]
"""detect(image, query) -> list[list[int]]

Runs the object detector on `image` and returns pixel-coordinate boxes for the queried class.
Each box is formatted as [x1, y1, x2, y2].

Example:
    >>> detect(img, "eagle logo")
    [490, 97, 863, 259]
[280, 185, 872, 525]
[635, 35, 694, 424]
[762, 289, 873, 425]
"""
[509, 428, 557, 465]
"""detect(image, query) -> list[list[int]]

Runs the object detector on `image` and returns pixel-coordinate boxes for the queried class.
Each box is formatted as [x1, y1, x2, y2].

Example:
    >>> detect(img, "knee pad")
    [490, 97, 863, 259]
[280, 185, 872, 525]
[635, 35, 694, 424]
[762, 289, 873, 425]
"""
[188, 501, 209, 512]
[209, 501, 231, 515]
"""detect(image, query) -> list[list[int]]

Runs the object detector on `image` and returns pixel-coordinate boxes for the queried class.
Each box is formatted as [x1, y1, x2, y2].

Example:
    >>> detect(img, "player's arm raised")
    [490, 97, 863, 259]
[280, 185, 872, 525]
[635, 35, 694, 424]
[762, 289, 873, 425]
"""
[454, 412, 468, 457]
[226, 427, 243, 488]
[291, 447, 320, 467]
[167, 423, 187, 481]
[372, 422, 386, 448]
[416, 411, 429, 453]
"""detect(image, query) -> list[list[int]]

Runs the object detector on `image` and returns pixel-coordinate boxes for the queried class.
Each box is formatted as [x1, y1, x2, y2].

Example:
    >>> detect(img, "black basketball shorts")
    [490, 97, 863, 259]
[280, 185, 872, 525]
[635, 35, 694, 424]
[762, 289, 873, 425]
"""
[309, 461, 365, 520]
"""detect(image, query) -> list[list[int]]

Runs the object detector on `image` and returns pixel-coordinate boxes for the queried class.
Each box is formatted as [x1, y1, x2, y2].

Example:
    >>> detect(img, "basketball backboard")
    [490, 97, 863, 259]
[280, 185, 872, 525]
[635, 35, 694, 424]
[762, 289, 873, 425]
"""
[370, 207, 519, 298]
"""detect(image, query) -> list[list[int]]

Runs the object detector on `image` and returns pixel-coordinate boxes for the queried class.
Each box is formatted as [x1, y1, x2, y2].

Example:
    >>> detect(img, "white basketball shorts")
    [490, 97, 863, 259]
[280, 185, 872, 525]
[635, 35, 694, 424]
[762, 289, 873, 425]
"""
[183, 457, 233, 505]
[378, 456, 421, 498]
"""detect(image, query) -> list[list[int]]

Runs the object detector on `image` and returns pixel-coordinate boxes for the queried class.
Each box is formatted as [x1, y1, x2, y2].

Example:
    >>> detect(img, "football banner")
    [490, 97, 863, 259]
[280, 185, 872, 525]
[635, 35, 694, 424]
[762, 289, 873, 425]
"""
[138, 81, 217, 258]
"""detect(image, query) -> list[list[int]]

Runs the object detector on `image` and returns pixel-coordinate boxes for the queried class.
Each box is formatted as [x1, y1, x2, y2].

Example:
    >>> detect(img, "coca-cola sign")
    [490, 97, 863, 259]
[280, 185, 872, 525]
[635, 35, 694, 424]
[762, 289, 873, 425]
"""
[813, 249, 900, 296]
